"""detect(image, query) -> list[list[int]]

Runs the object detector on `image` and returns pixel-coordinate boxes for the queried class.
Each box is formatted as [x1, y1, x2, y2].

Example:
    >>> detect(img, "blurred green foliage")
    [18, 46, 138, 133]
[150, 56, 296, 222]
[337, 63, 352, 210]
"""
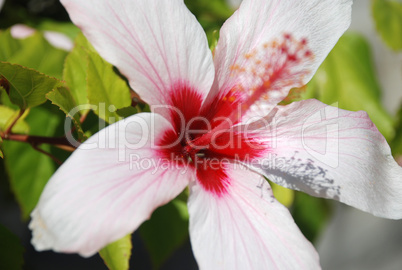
[63, 34, 91, 113]
[0, 137, 3, 158]
[2, 106, 63, 219]
[291, 192, 332, 243]
[0, 61, 62, 109]
[372, 0, 402, 51]
[0, 224, 24, 270]
[139, 198, 190, 269]
[185, 0, 233, 46]
[86, 43, 131, 123]
[0, 105, 29, 134]
[305, 32, 395, 140]
[0, 0, 71, 29]
[391, 107, 402, 156]
[270, 180, 295, 208]
[0, 30, 68, 78]
[99, 234, 132, 270]
[47, 86, 86, 140]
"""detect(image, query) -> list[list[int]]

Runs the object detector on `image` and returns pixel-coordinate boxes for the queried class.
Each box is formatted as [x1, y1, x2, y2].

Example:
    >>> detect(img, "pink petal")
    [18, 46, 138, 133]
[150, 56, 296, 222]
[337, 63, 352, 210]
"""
[188, 163, 320, 269]
[210, 0, 352, 115]
[60, 0, 214, 108]
[29, 113, 192, 257]
[248, 99, 402, 219]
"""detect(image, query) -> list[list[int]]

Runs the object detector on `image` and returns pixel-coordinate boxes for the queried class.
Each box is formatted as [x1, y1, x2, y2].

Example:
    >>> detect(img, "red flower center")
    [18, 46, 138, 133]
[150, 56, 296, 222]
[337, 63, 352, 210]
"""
[157, 84, 266, 195]
[157, 34, 312, 195]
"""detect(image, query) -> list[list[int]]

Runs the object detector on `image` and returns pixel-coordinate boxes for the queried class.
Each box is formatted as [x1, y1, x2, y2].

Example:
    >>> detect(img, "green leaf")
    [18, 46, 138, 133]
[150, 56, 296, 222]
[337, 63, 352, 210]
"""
[208, 29, 220, 52]
[291, 192, 331, 243]
[0, 30, 68, 79]
[140, 199, 189, 269]
[391, 104, 402, 155]
[0, 30, 20, 61]
[3, 144, 54, 220]
[115, 106, 138, 118]
[270, 181, 294, 208]
[184, 0, 233, 49]
[99, 234, 132, 270]
[63, 34, 90, 111]
[305, 32, 394, 140]
[0, 224, 24, 270]
[46, 86, 85, 139]
[0, 77, 17, 110]
[185, 0, 233, 21]
[0, 105, 29, 134]
[373, 0, 402, 51]
[9, 34, 68, 79]
[87, 50, 131, 123]
[36, 20, 81, 40]
[3, 106, 61, 219]
[0, 62, 61, 109]
[64, 33, 133, 123]
[0, 137, 3, 159]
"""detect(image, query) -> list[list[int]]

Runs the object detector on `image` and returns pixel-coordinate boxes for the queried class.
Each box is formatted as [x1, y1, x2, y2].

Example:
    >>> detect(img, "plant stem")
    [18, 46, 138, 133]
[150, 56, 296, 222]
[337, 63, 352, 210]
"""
[32, 144, 63, 165]
[1, 133, 77, 152]
[4, 109, 25, 135]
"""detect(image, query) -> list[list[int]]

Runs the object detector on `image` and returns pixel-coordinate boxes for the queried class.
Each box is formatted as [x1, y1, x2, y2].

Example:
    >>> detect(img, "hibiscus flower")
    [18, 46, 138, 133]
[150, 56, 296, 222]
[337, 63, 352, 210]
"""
[29, 0, 402, 269]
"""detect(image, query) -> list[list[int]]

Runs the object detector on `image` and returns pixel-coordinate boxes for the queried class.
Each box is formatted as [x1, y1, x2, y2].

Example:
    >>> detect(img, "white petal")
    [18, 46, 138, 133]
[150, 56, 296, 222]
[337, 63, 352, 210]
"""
[60, 0, 214, 108]
[10, 24, 36, 39]
[0, 0, 4, 11]
[43, 31, 73, 51]
[211, 0, 352, 111]
[29, 113, 192, 256]
[248, 99, 402, 219]
[226, 0, 241, 10]
[10, 24, 73, 51]
[188, 163, 320, 270]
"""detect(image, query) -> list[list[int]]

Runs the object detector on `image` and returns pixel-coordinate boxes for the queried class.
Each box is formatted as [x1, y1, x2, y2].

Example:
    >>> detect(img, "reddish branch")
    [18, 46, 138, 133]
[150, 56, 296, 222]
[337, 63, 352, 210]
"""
[1, 132, 77, 164]
[4, 109, 25, 135]
[1, 109, 78, 163]
[32, 144, 63, 165]
[1, 133, 76, 150]
[130, 90, 145, 107]
[1, 90, 143, 161]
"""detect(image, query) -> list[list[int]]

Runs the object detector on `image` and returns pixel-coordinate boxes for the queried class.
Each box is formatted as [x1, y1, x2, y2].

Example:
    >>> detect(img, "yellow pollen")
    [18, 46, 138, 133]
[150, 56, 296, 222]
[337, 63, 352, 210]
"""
[263, 80, 271, 88]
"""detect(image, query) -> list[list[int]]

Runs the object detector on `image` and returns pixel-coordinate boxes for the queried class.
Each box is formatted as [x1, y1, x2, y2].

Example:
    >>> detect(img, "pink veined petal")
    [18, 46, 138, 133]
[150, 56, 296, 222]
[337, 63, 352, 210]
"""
[247, 99, 402, 219]
[29, 113, 193, 257]
[208, 0, 352, 117]
[60, 0, 215, 109]
[188, 163, 320, 270]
